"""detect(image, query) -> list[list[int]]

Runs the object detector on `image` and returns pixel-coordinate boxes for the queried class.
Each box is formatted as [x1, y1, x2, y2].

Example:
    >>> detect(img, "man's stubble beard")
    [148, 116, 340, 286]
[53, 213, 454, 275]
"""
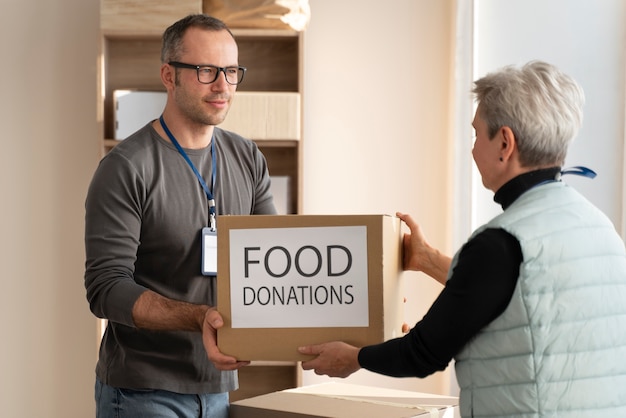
[174, 77, 231, 127]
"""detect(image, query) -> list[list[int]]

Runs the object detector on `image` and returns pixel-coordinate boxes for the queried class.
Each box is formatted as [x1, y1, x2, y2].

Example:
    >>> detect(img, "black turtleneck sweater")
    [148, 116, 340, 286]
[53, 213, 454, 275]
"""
[358, 167, 561, 377]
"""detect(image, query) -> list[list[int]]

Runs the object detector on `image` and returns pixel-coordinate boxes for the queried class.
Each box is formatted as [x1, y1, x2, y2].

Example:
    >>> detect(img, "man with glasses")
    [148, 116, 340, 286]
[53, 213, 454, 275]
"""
[84, 14, 276, 418]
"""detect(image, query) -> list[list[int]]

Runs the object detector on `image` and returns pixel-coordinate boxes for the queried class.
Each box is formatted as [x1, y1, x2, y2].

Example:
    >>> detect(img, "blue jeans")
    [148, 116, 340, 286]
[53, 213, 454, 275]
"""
[95, 378, 229, 418]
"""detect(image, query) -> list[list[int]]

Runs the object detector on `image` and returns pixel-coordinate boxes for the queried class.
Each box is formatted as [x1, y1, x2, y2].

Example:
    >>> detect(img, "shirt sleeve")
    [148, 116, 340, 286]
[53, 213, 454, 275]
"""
[84, 152, 148, 327]
[358, 228, 522, 377]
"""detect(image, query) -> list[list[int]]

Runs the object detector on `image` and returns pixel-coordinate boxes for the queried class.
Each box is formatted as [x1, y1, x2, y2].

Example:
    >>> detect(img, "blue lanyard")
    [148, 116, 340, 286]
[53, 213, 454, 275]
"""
[159, 115, 217, 230]
[534, 166, 597, 188]
[560, 165, 596, 179]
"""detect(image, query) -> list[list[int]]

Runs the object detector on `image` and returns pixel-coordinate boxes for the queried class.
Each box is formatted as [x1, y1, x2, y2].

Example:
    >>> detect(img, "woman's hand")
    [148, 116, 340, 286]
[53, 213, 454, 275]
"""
[299, 342, 361, 378]
[396, 212, 451, 285]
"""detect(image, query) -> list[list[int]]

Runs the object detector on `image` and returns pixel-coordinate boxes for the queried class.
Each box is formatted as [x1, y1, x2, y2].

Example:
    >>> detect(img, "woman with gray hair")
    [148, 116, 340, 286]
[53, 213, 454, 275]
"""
[299, 61, 626, 417]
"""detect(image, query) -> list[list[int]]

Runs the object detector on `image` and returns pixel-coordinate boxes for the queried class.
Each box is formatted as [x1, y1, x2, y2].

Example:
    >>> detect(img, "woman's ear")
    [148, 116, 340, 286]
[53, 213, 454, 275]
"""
[499, 126, 517, 161]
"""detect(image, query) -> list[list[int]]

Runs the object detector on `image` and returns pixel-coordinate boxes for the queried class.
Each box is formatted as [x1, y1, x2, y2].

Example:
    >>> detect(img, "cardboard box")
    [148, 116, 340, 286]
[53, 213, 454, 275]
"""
[218, 92, 301, 140]
[217, 214, 404, 361]
[230, 382, 460, 418]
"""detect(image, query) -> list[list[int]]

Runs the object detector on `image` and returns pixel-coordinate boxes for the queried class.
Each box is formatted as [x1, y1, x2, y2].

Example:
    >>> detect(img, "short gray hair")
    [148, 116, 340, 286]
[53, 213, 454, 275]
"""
[473, 61, 585, 167]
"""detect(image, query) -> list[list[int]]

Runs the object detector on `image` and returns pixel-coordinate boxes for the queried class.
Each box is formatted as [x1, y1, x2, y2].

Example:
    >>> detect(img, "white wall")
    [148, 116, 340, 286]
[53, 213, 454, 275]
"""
[301, 0, 626, 397]
[451, 0, 626, 398]
[469, 0, 626, 229]
[301, 0, 456, 395]
[0, 1, 99, 417]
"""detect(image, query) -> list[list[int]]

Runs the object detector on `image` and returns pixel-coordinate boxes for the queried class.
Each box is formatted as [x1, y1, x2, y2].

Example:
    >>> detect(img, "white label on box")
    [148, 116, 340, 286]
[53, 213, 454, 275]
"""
[229, 226, 369, 328]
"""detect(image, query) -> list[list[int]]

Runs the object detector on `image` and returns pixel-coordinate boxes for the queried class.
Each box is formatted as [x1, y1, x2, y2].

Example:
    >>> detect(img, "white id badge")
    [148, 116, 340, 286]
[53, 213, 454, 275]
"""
[201, 227, 218, 276]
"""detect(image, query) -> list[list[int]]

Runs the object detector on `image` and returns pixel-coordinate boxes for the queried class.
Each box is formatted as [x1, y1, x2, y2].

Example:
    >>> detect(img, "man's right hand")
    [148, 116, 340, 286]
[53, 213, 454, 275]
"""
[202, 308, 250, 371]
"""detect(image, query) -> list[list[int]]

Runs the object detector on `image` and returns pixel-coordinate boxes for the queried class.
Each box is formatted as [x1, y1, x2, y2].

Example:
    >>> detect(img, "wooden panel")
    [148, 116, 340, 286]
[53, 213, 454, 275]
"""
[236, 36, 299, 92]
[103, 38, 164, 139]
[219, 92, 301, 140]
[101, 0, 201, 35]
[259, 145, 299, 214]
[203, 0, 300, 30]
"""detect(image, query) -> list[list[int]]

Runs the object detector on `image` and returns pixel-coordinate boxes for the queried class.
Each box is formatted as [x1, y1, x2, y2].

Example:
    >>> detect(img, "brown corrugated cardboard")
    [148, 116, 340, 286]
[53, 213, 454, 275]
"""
[217, 215, 404, 361]
[229, 383, 460, 418]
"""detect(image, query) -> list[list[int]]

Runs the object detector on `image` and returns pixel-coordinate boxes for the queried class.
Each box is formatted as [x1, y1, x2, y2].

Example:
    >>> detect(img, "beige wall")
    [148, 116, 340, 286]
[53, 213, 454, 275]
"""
[0, 0, 100, 417]
[0, 1, 455, 416]
[302, 0, 455, 394]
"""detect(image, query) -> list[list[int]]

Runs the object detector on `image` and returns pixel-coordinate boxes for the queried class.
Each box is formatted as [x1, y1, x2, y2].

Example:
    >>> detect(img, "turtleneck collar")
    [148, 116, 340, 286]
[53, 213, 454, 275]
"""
[493, 167, 561, 210]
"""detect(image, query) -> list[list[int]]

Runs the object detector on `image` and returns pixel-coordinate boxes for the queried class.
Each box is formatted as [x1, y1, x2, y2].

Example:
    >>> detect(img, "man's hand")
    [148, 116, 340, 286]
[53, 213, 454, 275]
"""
[299, 342, 361, 378]
[202, 308, 250, 371]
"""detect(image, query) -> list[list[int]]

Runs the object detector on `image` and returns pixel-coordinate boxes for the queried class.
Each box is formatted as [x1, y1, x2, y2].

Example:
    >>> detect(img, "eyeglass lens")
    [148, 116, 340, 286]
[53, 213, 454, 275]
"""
[197, 66, 245, 85]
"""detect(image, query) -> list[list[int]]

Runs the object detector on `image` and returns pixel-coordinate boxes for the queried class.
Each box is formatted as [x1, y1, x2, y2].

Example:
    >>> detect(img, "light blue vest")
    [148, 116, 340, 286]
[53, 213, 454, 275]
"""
[453, 181, 626, 417]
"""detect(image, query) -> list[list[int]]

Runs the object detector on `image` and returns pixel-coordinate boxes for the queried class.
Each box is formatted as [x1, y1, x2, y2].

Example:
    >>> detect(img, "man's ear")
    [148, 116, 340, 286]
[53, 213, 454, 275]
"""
[500, 126, 517, 161]
[161, 63, 175, 89]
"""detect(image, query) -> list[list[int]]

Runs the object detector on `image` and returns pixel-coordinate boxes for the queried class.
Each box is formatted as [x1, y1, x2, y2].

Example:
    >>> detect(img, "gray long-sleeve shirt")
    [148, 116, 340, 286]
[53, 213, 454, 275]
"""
[84, 123, 276, 394]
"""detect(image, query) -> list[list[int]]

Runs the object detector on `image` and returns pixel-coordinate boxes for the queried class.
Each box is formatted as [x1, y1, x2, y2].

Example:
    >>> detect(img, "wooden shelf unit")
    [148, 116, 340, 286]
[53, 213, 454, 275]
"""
[100, 29, 303, 214]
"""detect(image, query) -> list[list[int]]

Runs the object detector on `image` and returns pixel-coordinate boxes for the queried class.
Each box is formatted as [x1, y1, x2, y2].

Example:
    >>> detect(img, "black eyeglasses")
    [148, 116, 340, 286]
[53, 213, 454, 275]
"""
[168, 61, 247, 85]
